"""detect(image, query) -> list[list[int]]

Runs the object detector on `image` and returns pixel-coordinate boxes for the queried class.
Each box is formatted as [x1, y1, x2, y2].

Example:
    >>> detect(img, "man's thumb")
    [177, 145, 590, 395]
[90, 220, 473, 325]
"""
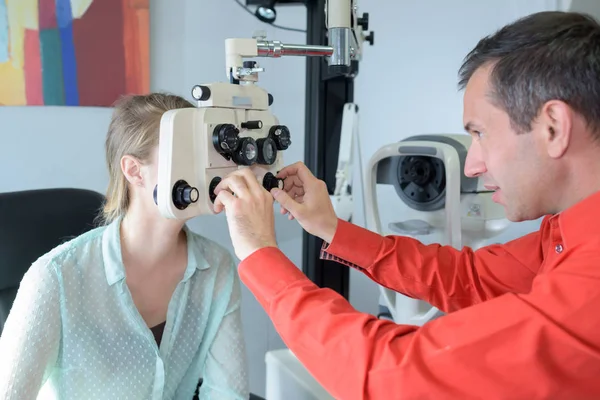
[271, 189, 298, 214]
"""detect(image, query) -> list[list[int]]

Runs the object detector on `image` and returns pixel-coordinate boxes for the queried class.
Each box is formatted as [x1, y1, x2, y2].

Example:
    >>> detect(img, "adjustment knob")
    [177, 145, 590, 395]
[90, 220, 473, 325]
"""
[269, 125, 291, 150]
[365, 31, 374, 46]
[232, 137, 258, 166]
[172, 180, 199, 210]
[241, 120, 263, 130]
[213, 124, 240, 156]
[358, 13, 369, 30]
[256, 137, 278, 165]
[191, 85, 211, 101]
[329, 65, 351, 76]
[209, 177, 222, 204]
[263, 172, 284, 191]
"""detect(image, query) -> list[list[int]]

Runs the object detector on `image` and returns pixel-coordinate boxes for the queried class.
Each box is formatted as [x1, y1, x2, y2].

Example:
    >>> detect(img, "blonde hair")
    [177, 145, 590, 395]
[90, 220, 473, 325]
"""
[99, 93, 194, 225]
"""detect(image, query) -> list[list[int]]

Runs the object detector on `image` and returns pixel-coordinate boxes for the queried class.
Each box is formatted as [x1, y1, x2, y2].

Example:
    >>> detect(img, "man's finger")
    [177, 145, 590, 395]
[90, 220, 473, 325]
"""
[215, 175, 250, 198]
[282, 175, 303, 192]
[214, 190, 236, 213]
[224, 168, 266, 197]
[239, 168, 266, 195]
[271, 188, 302, 217]
[276, 162, 302, 179]
[277, 202, 296, 220]
[288, 186, 305, 198]
[277, 162, 314, 182]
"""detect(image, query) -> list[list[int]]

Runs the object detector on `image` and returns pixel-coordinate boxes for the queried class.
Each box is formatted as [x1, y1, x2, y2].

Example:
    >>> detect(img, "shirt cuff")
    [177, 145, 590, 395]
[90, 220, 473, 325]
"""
[320, 219, 386, 271]
[238, 247, 308, 310]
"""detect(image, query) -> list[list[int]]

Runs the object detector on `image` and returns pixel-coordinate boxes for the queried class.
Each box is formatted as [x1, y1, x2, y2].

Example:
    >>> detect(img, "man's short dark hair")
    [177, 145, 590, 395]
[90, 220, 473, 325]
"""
[458, 11, 600, 136]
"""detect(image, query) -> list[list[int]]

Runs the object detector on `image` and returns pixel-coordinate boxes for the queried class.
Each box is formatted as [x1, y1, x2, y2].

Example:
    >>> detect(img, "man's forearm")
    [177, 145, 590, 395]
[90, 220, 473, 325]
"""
[321, 218, 542, 312]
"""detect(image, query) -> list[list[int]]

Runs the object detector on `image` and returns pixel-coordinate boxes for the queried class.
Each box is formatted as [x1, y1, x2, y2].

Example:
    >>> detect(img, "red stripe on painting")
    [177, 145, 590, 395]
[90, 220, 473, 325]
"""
[24, 28, 44, 105]
[122, 0, 139, 94]
[39, 0, 58, 30]
[122, 0, 149, 95]
[73, 0, 126, 106]
[137, 2, 150, 94]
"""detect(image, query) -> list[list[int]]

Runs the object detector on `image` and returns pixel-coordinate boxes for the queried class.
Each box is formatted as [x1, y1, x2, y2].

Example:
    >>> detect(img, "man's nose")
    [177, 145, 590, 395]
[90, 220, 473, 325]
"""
[464, 144, 486, 178]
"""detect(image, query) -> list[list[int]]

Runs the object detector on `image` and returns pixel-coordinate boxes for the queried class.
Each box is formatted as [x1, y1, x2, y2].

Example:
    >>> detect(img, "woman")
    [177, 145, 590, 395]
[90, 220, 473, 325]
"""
[0, 94, 249, 399]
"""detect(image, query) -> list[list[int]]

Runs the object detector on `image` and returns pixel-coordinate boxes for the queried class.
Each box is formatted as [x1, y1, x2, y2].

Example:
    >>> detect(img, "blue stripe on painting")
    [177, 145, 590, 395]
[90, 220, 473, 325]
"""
[55, 0, 72, 29]
[56, 0, 79, 105]
[0, 0, 9, 63]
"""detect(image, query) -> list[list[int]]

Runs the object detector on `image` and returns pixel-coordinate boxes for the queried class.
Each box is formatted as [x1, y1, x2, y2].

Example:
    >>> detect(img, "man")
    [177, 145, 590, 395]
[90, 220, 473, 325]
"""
[214, 11, 600, 399]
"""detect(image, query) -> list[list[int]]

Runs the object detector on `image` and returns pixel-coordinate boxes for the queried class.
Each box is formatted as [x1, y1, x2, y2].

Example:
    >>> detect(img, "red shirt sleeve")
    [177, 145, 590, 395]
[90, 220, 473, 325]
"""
[238, 247, 600, 399]
[321, 219, 545, 312]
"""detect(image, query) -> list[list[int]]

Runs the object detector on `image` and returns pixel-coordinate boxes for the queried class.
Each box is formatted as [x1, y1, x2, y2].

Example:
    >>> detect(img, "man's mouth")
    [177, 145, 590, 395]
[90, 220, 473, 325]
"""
[484, 184, 500, 191]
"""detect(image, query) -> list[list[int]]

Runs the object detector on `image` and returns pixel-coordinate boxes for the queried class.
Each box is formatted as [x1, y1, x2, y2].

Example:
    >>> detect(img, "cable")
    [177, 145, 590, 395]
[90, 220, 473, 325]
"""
[233, 0, 307, 33]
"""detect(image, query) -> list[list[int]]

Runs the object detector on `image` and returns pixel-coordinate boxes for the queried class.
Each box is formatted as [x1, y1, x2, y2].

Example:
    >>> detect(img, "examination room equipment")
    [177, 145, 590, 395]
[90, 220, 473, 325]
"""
[155, 0, 372, 220]
[364, 134, 512, 325]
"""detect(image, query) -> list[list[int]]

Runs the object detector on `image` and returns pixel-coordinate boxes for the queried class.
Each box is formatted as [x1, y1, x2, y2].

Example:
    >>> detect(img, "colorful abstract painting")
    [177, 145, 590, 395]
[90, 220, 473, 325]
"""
[0, 0, 149, 107]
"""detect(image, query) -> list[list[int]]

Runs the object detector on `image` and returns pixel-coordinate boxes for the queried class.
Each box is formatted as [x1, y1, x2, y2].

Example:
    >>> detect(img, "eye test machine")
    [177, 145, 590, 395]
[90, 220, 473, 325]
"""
[154, 0, 372, 221]
[364, 135, 512, 325]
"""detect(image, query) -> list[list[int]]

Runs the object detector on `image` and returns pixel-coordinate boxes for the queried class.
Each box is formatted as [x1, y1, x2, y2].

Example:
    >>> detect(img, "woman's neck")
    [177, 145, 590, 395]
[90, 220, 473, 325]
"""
[119, 204, 187, 270]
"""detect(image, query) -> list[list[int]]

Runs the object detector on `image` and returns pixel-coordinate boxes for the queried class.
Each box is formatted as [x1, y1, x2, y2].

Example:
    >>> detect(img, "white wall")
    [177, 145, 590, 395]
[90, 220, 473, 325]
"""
[569, 0, 600, 15]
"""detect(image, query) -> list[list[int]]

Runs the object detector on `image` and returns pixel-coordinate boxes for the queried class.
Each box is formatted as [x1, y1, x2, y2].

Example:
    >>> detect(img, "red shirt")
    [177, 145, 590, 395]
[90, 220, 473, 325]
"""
[238, 190, 600, 399]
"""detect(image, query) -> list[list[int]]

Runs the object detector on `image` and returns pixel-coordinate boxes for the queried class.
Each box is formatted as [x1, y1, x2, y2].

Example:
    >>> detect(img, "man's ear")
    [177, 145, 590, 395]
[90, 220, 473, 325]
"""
[121, 155, 144, 187]
[539, 100, 572, 159]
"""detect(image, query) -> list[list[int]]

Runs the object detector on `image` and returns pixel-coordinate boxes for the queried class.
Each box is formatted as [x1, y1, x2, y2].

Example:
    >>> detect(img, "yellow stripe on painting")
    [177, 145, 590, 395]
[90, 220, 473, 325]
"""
[0, 62, 26, 105]
[6, 0, 38, 69]
[70, 0, 93, 19]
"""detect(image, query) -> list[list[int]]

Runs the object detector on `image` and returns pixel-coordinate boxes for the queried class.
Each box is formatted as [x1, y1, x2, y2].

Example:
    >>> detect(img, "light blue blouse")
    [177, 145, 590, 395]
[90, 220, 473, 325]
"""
[0, 218, 249, 399]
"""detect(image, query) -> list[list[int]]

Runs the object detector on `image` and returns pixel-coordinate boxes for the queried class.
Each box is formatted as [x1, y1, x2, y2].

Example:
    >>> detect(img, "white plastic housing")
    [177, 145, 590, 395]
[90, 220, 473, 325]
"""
[156, 83, 285, 220]
[364, 134, 511, 325]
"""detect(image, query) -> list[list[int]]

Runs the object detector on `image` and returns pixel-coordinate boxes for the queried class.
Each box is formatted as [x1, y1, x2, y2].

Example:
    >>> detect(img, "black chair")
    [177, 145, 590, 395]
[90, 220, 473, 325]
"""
[0, 188, 105, 334]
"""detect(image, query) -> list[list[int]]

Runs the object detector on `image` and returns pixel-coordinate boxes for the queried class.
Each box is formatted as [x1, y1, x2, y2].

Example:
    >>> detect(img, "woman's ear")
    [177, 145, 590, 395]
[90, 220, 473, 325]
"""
[121, 155, 144, 187]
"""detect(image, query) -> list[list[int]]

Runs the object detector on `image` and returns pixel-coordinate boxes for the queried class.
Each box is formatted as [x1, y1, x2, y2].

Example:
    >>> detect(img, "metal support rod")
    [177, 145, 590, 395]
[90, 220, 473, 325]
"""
[257, 41, 334, 57]
[303, 0, 353, 300]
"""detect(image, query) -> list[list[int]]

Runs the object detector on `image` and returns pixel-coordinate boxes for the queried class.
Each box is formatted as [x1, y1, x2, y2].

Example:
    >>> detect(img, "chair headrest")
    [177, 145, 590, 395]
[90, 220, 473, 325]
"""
[0, 188, 105, 290]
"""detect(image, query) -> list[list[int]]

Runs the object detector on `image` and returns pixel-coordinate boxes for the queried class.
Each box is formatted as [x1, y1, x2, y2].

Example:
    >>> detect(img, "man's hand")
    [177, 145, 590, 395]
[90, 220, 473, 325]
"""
[213, 169, 278, 261]
[273, 161, 338, 244]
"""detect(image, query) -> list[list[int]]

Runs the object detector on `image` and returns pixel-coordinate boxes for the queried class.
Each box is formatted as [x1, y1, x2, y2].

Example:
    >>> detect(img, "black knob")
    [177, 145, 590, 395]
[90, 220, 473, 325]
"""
[213, 124, 240, 158]
[329, 64, 352, 76]
[365, 31, 374, 46]
[243, 61, 257, 68]
[358, 13, 369, 30]
[209, 177, 222, 203]
[268, 93, 274, 106]
[263, 172, 283, 191]
[172, 180, 199, 210]
[232, 137, 258, 166]
[269, 125, 291, 150]
[241, 120, 263, 130]
[256, 137, 278, 165]
[191, 85, 211, 101]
